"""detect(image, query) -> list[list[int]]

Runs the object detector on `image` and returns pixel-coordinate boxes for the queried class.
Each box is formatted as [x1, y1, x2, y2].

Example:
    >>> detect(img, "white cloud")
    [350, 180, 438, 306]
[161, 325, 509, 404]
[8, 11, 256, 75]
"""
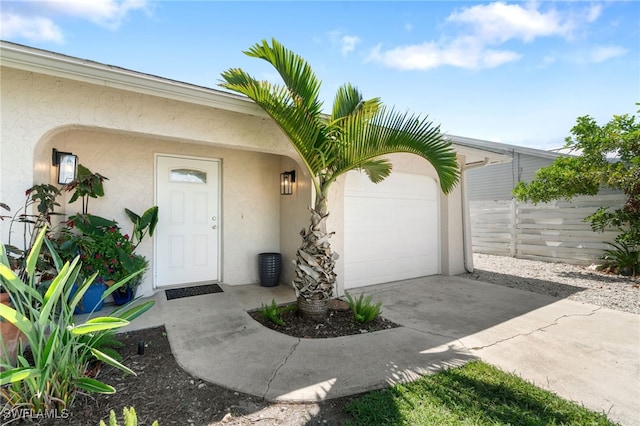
[588, 45, 628, 63]
[368, 36, 521, 70]
[0, 13, 64, 43]
[43, 0, 151, 30]
[369, 1, 602, 71]
[0, 0, 151, 42]
[340, 35, 360, 56]
[585, 4, 602, 23]
[447, 2, 575, 43]
[329, 31, 360, 56]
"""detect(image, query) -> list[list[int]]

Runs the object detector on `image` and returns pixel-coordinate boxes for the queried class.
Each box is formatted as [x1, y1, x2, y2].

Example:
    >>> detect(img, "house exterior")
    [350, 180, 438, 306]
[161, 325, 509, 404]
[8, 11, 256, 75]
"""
[0, 41, 508, 297]
[459, 137, 561, 202]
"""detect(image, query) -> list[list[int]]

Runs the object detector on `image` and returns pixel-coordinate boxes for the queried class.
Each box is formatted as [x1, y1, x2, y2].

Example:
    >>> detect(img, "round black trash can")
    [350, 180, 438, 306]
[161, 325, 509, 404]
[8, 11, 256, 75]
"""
[258, 253, 281, 287]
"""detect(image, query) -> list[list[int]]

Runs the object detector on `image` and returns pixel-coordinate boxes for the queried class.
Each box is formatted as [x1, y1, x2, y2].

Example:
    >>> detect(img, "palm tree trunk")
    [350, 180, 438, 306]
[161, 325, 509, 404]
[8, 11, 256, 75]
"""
[293, 193, 337, 320]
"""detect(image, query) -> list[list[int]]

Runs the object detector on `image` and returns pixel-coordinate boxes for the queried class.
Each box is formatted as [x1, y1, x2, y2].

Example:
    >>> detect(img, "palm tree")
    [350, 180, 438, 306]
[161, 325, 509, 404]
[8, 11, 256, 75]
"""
[220, 39, 460, 320]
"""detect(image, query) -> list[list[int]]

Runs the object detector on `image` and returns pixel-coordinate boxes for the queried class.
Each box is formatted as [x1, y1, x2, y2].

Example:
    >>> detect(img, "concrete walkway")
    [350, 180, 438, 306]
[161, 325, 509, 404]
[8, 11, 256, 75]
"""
[119, 276, 640, 426]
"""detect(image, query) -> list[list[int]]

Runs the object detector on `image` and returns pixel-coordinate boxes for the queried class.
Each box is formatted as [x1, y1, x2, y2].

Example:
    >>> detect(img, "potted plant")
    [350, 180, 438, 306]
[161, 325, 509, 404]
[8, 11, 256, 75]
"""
[0, 289, 25, 369]
[58, 216, 130, 311]
[112, 206, 158, 305]
[58, 165, 158, 309]
[111, 254, 148, 305]
[110, 205, 158, 305]
[58, 213, 154, 309]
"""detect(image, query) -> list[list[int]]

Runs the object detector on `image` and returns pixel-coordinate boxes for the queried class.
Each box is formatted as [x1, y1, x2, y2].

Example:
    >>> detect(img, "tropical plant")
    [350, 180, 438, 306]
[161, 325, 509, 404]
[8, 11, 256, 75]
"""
[125, 206, 159, 249]
[64, 163, 108, 215]
[54, 177, 158, 293]
[61, 217, 136, 282]
[99, 407, 160, 426]
[257, 299, 286, 326]
[514, 108, 639, 275]
[54, 219, 150, 308]
[601, 240, 639, 276]
[344, 291, 383, 323]
[220, 39, 460, 319]
[0, 227, 155, 411]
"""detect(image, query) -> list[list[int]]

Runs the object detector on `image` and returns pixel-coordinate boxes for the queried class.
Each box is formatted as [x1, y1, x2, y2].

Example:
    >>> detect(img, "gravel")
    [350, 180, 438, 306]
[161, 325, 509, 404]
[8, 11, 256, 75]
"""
[459, 253, 640, 315]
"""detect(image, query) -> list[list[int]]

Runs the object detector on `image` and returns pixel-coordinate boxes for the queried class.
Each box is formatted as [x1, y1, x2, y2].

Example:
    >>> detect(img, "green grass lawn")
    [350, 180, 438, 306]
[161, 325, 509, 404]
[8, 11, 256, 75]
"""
[346, 360, 618, 425]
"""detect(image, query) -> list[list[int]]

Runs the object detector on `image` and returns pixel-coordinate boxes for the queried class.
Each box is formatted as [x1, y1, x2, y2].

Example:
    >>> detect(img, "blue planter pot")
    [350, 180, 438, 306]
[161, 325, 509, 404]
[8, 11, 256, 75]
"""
[72, 282, 107, 314]
[112, 287, 137, 306]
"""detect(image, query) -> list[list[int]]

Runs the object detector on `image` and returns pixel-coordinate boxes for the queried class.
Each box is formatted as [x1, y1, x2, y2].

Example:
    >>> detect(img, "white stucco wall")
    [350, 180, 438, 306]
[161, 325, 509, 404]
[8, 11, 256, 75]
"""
[51, 129, 285, 294]
[0, 66, 296, 216]
[0, 66, 299, 297]
[440, 157, 466, 276]
[279, 157, 313, 293]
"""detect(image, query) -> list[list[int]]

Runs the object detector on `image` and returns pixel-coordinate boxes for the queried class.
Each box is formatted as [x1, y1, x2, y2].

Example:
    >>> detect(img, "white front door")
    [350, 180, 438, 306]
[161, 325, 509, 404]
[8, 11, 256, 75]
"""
[155, 155, 220, 287]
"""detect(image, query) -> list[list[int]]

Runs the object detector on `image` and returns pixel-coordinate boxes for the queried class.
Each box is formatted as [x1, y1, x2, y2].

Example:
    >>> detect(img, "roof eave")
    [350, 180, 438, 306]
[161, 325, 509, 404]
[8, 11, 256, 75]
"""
[446, 134, 562, 160]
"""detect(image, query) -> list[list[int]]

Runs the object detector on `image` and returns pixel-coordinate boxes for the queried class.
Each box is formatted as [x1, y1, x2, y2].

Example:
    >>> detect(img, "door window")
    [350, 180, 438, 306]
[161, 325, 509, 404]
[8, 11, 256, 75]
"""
[170, 169, 207, 184]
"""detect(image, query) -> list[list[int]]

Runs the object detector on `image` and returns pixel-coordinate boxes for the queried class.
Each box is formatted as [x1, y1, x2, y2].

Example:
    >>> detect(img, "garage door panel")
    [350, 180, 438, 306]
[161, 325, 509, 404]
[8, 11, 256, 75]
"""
[345, 171, 440, 289]
[346, 261, 395, 288]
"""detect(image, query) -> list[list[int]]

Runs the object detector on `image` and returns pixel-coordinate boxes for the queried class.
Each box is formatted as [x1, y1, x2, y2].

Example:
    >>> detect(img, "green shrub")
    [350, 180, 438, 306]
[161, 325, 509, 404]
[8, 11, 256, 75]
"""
[99, 407, 159, 426]
[601, 240, 639, 276]
[0, 227, 155, 411]
[344, 291, 382, 323]
[257, 299, 286, 326]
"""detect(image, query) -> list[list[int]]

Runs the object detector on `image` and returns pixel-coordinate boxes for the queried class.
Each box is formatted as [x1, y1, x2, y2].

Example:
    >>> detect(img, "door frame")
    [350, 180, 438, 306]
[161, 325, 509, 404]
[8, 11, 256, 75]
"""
[154, 153, 223, 289]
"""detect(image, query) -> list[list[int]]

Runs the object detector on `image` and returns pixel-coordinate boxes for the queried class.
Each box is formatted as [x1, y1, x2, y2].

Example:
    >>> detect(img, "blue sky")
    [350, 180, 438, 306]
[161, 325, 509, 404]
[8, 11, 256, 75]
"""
[1, 0, 638, 150]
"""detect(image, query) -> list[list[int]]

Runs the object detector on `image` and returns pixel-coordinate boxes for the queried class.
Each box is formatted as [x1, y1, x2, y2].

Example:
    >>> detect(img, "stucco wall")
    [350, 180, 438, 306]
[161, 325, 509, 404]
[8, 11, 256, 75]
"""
[0, 66, 299, 297]
[441, 159, 466, 275]
[49, 129, 285, 295]
[0, 66, 296, 221]
[279, 158, 313, 293]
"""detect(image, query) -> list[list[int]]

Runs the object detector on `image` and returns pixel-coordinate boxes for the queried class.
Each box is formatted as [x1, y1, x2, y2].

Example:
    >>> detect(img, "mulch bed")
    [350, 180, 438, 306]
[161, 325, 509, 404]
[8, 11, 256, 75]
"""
[247, 301, 401, 338]
[8, 301, 400, 425]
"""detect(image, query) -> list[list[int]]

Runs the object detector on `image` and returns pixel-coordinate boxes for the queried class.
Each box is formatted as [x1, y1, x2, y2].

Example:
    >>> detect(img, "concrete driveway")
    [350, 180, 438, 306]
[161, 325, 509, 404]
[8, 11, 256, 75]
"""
[123, 276, 640, 426]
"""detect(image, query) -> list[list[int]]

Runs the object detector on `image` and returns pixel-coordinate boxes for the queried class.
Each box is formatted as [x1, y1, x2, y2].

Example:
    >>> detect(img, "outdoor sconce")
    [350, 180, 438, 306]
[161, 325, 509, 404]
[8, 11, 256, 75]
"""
[52, 148, 78, 185]
[280, 170, 296, 195]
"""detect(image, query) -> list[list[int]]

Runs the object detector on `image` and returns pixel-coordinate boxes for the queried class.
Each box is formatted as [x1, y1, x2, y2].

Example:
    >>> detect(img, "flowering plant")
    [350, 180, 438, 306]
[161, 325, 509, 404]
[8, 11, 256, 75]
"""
[57, 214, 148, 290]
[77, 225, 136, 285]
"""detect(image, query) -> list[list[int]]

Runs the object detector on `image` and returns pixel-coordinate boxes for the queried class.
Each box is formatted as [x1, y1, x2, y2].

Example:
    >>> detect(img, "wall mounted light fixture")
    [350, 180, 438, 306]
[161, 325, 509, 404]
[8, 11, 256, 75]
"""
[52, 148, 78, 185]
[280, 170, 296, 195]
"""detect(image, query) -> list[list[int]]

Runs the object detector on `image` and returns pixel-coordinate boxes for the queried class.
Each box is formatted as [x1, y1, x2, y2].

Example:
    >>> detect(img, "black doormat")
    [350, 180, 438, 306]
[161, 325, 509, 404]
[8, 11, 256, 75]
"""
[165, 284, 223, 301]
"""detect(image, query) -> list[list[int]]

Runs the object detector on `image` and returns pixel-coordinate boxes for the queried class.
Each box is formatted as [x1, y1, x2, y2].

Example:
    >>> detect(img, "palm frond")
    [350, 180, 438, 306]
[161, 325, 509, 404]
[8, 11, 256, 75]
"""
[220, 68, 328, 177]
[333, 106, 459, 193]
[244, 39, 323, 117]
[331, 84, 382, 122]
[357, 158, 393, 184]
[221, 39, 460, 195]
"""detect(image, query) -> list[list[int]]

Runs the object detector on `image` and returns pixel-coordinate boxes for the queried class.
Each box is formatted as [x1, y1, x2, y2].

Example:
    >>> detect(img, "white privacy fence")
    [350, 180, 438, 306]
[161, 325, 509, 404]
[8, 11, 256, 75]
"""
[469, 194, 626, 265]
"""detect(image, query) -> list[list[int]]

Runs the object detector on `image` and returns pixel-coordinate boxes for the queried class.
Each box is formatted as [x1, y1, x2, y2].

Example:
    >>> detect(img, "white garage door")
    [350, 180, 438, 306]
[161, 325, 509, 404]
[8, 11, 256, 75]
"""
[344, 171, 440, 289]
